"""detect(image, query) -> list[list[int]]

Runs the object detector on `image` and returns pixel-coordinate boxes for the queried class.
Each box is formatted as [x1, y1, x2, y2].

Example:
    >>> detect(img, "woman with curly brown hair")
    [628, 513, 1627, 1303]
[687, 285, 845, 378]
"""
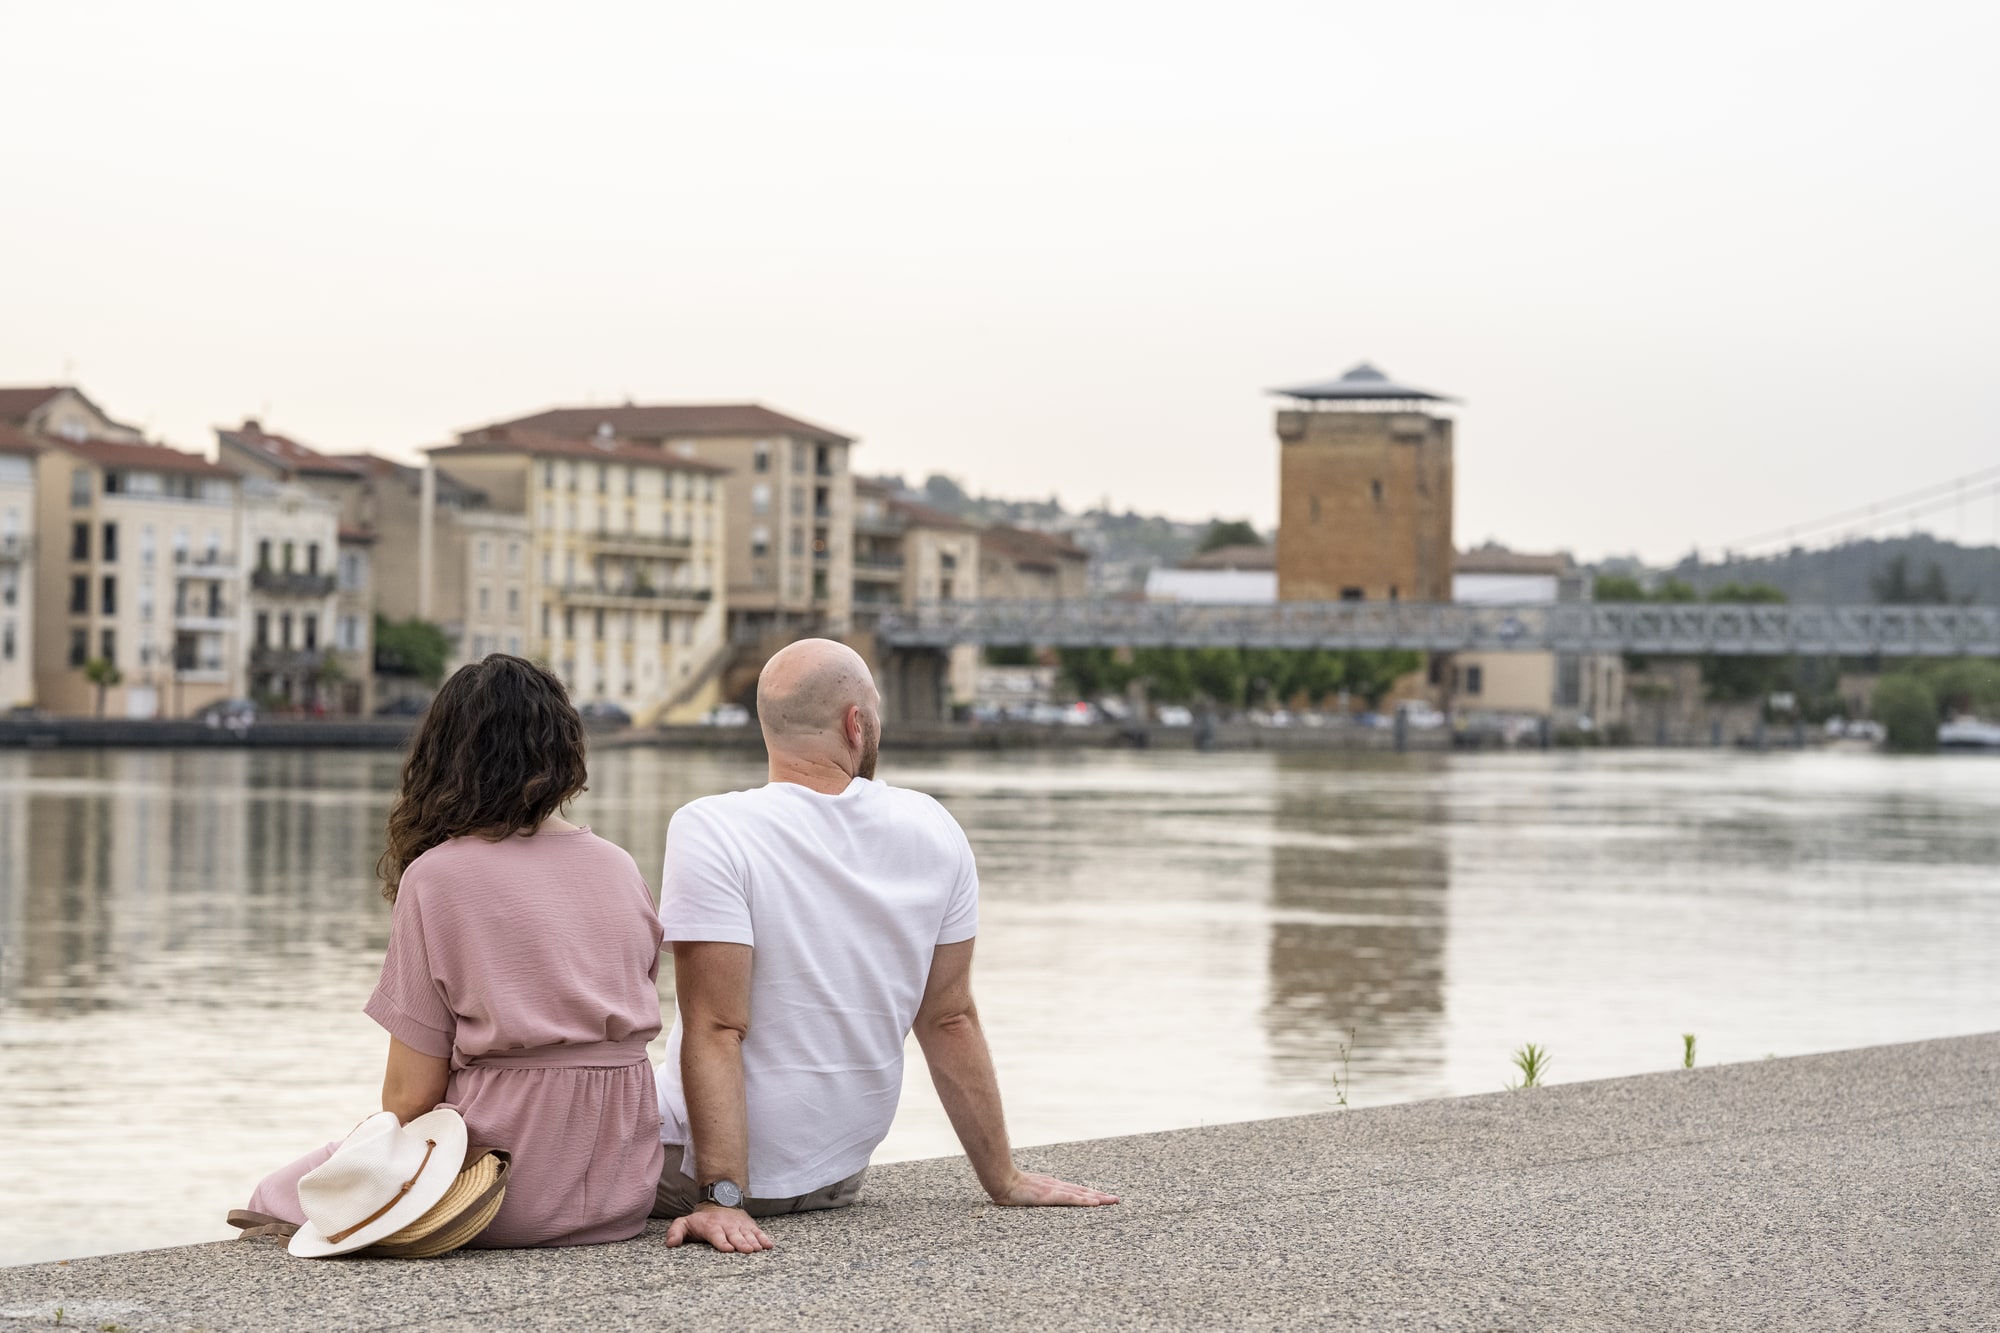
[239, 655, 666, 1247]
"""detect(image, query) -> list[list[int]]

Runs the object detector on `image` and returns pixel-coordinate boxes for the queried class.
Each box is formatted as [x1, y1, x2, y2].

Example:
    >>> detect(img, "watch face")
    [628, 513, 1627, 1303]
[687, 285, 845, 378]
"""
[712, 1180, 743, 1208]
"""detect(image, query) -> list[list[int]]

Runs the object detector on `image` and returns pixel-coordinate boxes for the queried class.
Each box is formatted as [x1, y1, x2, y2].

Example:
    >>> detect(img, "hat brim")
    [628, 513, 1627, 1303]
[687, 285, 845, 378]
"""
[289, 1109, 470, 1259]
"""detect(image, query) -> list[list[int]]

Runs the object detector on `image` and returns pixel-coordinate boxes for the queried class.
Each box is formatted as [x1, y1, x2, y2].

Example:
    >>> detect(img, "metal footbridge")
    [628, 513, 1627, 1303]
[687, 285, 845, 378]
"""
[877, 601, 2000, 657]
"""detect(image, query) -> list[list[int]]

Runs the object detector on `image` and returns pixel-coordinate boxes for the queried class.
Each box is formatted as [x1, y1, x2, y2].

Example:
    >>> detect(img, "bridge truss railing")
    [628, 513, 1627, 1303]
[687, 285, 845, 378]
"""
[877, 601, 2000, 658]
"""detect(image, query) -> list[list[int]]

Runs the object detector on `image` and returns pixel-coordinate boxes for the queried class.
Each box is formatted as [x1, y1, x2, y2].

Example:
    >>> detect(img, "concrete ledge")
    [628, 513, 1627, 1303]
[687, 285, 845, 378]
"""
[3, 1033, 1994, 1331]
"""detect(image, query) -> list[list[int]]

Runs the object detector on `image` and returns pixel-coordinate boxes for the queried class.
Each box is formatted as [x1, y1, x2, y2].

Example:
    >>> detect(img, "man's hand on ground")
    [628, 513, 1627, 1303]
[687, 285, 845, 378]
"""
[664, 1204, 776, 1252]
[991, 1170, 1120, 1208]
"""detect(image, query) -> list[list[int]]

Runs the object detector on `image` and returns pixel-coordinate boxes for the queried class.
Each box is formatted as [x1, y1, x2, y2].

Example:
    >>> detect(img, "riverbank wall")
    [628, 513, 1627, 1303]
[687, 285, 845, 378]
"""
[2, 1031, 1990, 1330]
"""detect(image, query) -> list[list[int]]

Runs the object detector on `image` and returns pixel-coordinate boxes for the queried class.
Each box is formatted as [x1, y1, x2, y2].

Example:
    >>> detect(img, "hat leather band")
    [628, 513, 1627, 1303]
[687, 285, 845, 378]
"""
[323, 1138, 438, 1243]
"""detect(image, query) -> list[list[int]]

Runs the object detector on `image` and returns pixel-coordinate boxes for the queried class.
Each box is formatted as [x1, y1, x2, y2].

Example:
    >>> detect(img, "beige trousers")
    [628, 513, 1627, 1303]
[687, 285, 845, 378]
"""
[651, 1150, 867, 1220]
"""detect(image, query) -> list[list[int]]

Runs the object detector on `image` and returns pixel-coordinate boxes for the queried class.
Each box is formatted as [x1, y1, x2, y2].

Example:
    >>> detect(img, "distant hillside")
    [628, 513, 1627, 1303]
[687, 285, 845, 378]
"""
[1658, 535, 2000, 605]
[869, 473, 1246, 594]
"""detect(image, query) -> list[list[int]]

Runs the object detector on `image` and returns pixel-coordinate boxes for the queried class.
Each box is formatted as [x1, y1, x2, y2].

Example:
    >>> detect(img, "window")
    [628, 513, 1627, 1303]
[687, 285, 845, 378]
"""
[69, 628, 87, 667]
[941, 553, 957, 571]
[102, 522, 118, 561]
[1340, 587, 1364, 602]
[337, 615, 361, 651]
[282, 541, 295, 572]
[1371, 479, 1383, 504]
[542, 604, 552, 637]
[100, 576, 116, 616]
[205, 530, 221, 561]
[303, 615, 317, 651]
[99, 628, 115, 663]
[752, 483, 771, 516]
[563, 608, 576, 639]
[339, 550, 366, 591]
[593, 609, 605, 640]
[478, 540, 491, 566]
[506, 633, 521, 654]
[507, 588, 520, 614]
[1465, 664, 1483, 695]
[791, 441, 806, 473]
[544, 461, 556, 489]
[478, 586, 490, 613]
[70, 468, 91, 506]
[279, 612, 293, 649]
[71, 523, 89, 561]
[306, 544, 320, 575]
[0, 569, 13, 606]
[2, 622, 13, 661]
[790, 487, 804, 516]
[595, 466, 608, 494]
[1389, 585, 1400, 602]
[173, 528, 189, 562]
[255, 612, 270, 648]
[753, 442, 770, 473]
[790, 527, 804, 557]
[750, 526, 770, 558]
[624, 468, 636, 497]
[661, 613, 673, 643]
[258, 539, 272, 571]
[140, 525, 155, 565]
[507, 542, 521, 570]
[70, 575, 88, 614]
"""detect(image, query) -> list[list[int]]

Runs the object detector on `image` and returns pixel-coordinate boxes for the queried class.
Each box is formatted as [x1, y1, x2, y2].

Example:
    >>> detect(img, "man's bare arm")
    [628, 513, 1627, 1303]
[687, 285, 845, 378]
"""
[666, 939, 774, 1252]
[912, 939, 1118, 1208]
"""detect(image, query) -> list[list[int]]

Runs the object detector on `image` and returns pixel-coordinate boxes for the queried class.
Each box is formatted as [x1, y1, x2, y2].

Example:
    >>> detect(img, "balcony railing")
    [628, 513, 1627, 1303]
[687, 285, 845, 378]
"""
[584, 529, 694, 554]
[558, 584, 714, 608]
[175, 604, 232, 627]
[252, 569, 338, 597]
[250, 647, 327, 673]
[174, 550, 238, 575]
[0, 535, 27, 563]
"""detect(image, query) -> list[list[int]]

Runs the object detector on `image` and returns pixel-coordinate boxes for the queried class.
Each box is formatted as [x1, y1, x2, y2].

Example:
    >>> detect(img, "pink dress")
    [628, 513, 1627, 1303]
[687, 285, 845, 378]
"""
[247, 827, 666, 1247]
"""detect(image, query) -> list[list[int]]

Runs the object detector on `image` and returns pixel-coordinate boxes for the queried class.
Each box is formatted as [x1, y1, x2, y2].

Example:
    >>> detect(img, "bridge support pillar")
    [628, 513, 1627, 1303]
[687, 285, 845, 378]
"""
[882, 647, 951, 726]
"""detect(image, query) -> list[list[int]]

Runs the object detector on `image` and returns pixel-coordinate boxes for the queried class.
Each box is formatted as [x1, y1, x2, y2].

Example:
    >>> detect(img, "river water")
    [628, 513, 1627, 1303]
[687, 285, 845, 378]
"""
[2, 746, 1996, 1265]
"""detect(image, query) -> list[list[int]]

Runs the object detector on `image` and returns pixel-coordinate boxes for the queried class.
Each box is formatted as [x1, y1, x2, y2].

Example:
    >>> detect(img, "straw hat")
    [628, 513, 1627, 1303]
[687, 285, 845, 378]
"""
[290, 1109, 469, 1258]
[369, 1148, 512, 1259]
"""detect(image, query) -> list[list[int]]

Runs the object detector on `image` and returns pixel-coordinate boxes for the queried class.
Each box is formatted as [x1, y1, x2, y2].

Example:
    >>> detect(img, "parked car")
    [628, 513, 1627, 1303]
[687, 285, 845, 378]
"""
[1156, 705, 1194, 727]
[701, 703, 751, 728]
[374, 695, 429, 717]
[197, 698, 258, 730]
[1398, 701, 1447, 730]
[578, 700, 633, 729]
[1057, 701, 1101, 726]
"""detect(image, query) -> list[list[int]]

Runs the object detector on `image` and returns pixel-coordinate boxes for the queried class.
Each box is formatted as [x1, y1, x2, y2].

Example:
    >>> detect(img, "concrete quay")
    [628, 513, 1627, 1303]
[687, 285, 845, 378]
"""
[2, 1032, 1993, 1331]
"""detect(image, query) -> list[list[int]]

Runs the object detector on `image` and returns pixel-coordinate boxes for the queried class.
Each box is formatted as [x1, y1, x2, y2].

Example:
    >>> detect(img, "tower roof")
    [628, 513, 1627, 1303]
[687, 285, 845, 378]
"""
[1271, 363, 1456, 403]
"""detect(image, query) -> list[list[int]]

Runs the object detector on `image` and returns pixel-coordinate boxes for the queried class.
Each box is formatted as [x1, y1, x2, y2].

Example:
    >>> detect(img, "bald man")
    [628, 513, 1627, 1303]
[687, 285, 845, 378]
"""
[651, 639, 1116, 1253]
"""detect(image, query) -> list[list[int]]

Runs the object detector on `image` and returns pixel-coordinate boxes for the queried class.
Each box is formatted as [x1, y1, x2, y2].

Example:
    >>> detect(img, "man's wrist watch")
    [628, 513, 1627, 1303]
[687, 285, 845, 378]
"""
[700, 1179, 744, 1209]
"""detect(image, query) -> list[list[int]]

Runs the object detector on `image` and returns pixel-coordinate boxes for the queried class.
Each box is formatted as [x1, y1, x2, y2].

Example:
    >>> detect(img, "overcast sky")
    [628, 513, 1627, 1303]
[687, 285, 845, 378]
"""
[4, 1, 1996, 562]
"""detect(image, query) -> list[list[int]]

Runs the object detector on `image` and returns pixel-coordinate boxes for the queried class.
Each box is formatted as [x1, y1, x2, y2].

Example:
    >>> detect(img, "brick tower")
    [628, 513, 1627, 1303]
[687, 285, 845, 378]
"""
[1272, 363, 1455, 603]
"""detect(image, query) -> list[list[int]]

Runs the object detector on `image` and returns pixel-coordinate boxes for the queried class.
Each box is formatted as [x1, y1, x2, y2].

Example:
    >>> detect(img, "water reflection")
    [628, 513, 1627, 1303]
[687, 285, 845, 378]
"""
[1265, 755, 1448, 1097]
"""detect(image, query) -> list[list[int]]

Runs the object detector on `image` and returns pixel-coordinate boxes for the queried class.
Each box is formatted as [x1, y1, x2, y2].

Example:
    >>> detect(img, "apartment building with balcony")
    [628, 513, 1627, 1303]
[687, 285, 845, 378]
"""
[241, 479, 343, 708]
[428, 426, 729, 720]
[215, 421, 379, 711]
[482, 404, 854, 639]
[0, 426, 39, 707]
[32, 436, 242, 717]
[979, 525, 1091, 601]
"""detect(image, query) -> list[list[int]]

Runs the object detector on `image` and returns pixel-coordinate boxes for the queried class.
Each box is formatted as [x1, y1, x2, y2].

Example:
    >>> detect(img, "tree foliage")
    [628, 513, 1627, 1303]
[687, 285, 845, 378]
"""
[374, 615, 451, 686]
[1059, 645, 1420, 708]
[83, 656, 122, 717]
[1871, 554, 1955, 605]
[1872, 674, 1939, 753]
[1198, 520, 1264, 553]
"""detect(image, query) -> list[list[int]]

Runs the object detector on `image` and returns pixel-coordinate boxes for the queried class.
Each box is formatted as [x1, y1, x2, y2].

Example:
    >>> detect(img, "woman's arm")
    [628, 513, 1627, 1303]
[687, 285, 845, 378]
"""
[381, 1036, 450, 1123]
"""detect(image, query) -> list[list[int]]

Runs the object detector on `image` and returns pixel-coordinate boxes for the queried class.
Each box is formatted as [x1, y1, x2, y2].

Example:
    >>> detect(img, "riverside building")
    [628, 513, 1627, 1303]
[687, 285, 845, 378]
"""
[1272, 364, 1455, 604]
[428, 425, 729, 721]
[0, 426, 38, 707]
[32, 436, 242, 717]
[483, 404, 856, 640]
[239, 479, 343, 709]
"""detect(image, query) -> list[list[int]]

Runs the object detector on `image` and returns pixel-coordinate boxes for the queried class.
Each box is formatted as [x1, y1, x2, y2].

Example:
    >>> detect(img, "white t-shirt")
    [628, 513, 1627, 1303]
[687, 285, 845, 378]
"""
[653, 776, 979, 1197]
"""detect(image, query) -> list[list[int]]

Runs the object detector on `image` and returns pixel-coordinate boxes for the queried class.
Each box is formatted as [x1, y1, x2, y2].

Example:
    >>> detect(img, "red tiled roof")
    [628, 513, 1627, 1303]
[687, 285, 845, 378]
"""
[53, 437, 239, 479]
[217, 420, 370, 477]
[1455, 548, 1567, 576]
[888, 497, 980, 533]
[0, 422, 44, 457]
[483, 403, 855, 446]
[433, 425, 732, 473]
[0, 387, 66, 424]
[1179, 543, 1273, 571]
[981, 524, 1088, 564]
